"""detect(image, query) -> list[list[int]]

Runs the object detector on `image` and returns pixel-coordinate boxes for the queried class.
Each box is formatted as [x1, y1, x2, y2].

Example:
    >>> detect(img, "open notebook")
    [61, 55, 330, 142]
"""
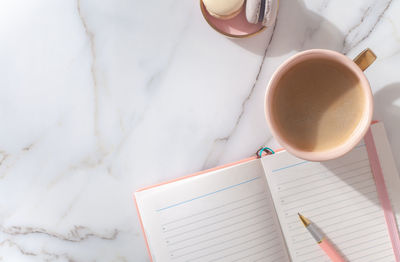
[135, 122, 400, 262]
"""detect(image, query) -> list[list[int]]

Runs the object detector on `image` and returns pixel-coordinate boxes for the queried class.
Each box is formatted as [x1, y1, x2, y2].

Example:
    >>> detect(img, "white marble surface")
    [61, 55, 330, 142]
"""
[0, 0, 400, 261]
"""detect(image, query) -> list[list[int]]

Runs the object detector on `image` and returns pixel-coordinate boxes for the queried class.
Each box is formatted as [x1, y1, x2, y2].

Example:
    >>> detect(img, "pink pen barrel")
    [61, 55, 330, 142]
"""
[299, 213, 346, 262]
[319, 239, 346, 262]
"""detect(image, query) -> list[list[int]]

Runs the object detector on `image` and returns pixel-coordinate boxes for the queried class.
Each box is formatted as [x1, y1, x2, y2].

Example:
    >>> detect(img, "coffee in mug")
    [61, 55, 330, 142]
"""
[273, 58, 365, 151]
[265, 49, 376, 161]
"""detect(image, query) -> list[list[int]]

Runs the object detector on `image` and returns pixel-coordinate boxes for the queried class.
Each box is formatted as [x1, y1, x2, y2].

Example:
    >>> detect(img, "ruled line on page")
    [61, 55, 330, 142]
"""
[280, 170, 372, 200]
[280, 186, 376, 222]
[271, 144, 366, 174]
[161, 191, 265, 226]
[164, 210, 271, 240]
[229, 248, 274, 262]
[294, 226, 387, 251]
[271, 160, 308, 173]
[171, 231, 275, 260]
[156, 176, 261, 212]
[279, 165, 370, 193]
[317, 210, 382, 232]
[254, 253, 285, 262]
[352, 251, 396, 262]
[164, 205, 271, 238]
[276, 158, 369, 188]
[294, 226, 393, 261]
[340, 232, 391, 252]
[163, 197, 268, 232]
[166, 218, 269, 246]
[334, 228, 386, 246]
[287, 193, 378, 227]
[283, 186, 377, 213]
[169, 223, 273, 253]
[208, 242, 283, 262]
[293, 220, 386, 250]
[280, 177, 374, 204]
[186, 238, 280, 262]
[301, 241, 394, 261]
[291, 209, 383, 238]
[195, 240, 272, 262]
[164, 213, 271, 245]
[300, 192, 378, 218]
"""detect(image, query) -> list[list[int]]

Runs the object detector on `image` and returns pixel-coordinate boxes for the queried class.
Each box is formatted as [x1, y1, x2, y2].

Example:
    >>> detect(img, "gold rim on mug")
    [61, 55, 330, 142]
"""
[200, 0, 279, 38]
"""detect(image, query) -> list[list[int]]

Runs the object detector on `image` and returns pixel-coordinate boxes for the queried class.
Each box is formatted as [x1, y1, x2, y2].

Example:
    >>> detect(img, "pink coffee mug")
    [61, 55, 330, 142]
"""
[265, 49, 376, 161]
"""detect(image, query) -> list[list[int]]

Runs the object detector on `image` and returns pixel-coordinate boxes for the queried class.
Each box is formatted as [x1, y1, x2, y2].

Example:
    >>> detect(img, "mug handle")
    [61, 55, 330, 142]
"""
[353, 48, 377, 71]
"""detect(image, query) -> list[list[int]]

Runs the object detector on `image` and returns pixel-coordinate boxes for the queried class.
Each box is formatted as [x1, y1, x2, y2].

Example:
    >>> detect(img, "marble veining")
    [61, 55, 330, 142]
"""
[1, 225, 118, 242]
[0, 0, 399, 261]
[203, 20, 278, 169]
[343, 0, 393, 54]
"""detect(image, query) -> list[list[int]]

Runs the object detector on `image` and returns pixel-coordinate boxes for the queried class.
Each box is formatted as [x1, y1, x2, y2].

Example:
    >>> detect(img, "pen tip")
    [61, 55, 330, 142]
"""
[298, 212, 311, 227]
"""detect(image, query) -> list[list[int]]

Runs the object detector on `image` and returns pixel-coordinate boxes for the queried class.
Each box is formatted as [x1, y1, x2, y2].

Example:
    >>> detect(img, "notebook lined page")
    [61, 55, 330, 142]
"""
[135, 159, 290, 262]
[261, 145, 397, 262]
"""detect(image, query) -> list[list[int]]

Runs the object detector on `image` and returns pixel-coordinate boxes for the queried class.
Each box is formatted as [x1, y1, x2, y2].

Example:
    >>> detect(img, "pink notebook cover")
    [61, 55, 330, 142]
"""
[134, 122, 400, 262]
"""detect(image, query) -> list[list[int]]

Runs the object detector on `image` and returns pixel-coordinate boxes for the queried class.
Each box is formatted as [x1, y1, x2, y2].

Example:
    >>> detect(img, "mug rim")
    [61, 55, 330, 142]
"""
[265, 49, 373, 161]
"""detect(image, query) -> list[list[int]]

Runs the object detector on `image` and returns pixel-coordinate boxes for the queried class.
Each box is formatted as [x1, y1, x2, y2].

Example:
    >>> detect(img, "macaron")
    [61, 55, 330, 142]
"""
[245, 0, 278, 27]
[202, 0, 245, 20]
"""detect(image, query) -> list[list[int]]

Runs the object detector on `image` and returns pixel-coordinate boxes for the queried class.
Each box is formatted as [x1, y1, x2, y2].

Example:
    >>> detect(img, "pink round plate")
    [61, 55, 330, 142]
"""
[200, 1, 265, 38]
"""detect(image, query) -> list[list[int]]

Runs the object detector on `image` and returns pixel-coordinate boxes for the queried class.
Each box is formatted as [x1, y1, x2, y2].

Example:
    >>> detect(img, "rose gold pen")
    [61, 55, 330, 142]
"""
[298, 213, 345, 262]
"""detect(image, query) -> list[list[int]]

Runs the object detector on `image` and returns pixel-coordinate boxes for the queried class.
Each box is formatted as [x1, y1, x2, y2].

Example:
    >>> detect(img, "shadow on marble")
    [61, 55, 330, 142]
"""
[229, 0, 344, 56]
[374, 82, 400, 170]
[228, 29, 274, 56]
